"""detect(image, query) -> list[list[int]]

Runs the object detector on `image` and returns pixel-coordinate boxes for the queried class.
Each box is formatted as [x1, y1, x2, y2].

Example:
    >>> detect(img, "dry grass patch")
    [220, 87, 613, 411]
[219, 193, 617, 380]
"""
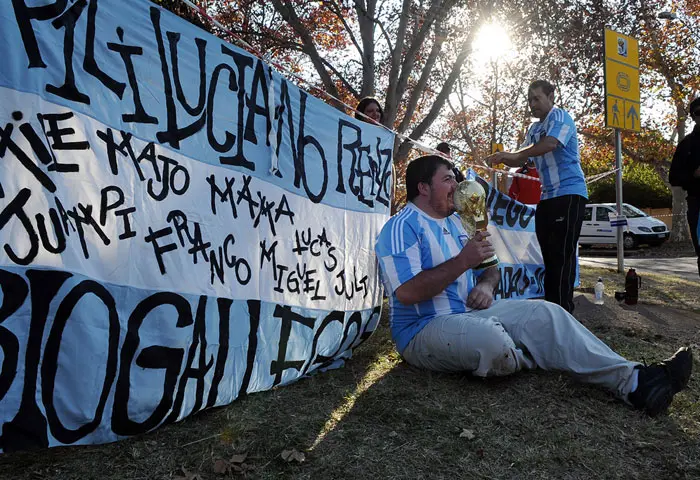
[578, 265, 700, 313]
[1, 266, 699, 479]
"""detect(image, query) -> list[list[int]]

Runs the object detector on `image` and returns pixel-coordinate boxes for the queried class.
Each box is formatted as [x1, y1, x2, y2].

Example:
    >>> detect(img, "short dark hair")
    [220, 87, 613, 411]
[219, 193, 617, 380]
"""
[355, 97, 384, 123]
[452, 167, 465, 183]
[689, 97, 700, 115]
[528, 79, 555, 97]
[436, 142, 451, 154]
[406, 155, 454, 202]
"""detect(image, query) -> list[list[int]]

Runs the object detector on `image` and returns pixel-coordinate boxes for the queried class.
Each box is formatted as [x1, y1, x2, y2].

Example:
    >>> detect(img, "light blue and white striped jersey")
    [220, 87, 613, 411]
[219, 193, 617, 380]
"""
[524, 106, 588, 200]
[375, 202, 474, 353]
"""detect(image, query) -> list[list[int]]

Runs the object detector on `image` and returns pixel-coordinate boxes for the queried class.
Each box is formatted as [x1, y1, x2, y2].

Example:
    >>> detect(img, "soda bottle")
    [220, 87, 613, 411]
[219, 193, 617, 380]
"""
[594, 277, 604, 305]
[624, 268, 641, 305]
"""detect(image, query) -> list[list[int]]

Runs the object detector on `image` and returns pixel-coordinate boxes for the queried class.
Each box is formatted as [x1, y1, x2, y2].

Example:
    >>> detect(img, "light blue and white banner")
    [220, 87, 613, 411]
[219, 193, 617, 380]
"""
[473, 173, 565, 300]
[0, 0, 392, 452]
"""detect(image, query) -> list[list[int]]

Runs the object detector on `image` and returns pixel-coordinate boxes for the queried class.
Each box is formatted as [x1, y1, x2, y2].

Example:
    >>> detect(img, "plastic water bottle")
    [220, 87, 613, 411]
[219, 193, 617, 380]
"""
[594, 277, 605, 305]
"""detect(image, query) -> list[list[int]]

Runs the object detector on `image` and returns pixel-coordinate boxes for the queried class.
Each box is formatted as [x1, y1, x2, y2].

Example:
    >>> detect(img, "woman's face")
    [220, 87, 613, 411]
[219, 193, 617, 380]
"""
[362, 102, 382, 123]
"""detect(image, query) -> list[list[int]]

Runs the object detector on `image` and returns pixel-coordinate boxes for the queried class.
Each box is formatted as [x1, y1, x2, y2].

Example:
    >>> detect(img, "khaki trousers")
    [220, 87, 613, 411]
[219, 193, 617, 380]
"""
[401, 299, 638, 399]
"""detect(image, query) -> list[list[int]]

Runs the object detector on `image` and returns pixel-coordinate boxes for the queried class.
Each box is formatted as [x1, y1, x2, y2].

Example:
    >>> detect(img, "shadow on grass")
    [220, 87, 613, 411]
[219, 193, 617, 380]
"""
[1, 291, 700, 479]
[299, 295, 700, 479]
[0, 306, 400, 480]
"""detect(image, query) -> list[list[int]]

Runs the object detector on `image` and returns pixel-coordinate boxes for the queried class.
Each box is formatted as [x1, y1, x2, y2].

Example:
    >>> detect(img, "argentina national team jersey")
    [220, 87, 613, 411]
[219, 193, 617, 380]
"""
[524, 107, 588, 200]
[375, 202, 474, 353]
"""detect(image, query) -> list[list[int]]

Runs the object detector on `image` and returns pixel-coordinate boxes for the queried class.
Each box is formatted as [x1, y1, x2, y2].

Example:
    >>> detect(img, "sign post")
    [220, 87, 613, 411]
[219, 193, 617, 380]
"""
[604, 28, 640, 272]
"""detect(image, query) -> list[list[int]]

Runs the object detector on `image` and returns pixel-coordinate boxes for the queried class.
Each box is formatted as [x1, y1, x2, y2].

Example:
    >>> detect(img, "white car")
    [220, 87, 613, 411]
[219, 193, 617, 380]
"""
[579, 203, 670, 249]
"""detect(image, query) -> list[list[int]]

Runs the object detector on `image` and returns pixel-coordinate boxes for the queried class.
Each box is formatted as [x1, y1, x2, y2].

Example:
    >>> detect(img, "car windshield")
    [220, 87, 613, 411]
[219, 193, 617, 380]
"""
[621, 204, 647, 218]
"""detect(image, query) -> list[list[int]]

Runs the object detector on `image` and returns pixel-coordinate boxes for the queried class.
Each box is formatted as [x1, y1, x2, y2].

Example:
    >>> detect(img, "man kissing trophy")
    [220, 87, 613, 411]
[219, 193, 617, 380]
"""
[454, 174, 499, 270]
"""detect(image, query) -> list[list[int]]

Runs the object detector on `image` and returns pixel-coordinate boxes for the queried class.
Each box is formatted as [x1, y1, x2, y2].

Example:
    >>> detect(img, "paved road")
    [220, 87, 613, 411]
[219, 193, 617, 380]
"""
[579, 255, 699, 282]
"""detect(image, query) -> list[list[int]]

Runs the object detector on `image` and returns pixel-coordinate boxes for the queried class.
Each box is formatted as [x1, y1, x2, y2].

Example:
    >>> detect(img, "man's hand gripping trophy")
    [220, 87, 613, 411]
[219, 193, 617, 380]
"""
[453, 177, 499, 270]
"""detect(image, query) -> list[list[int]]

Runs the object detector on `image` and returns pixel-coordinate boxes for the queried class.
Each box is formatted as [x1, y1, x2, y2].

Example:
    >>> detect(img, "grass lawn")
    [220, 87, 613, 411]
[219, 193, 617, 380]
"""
[1, 266, 699, 479]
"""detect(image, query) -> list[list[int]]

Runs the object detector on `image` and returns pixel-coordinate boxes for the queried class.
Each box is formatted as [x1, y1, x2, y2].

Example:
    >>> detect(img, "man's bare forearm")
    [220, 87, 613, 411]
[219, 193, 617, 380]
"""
[395, 256, 468, 305]
[488, 136, 558, 168]
[514, 136, 558, 160]
[476, 265, 500, 293]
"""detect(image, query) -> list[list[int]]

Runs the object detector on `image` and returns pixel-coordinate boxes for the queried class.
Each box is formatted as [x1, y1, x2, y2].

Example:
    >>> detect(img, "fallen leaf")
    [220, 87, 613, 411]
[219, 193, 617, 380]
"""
[213, 451, 249, 475]
[230, 452, 248, 464]
[174, 467, 203, 480]
[459, 428, 476, 440]
[280, 448, 306, 463]
[213, 459, 230, 475]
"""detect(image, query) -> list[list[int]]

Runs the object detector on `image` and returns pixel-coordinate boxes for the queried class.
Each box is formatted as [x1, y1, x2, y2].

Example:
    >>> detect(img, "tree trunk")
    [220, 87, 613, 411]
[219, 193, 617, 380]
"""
[667, 96, 688, 243]
[670, 187, 690, 243]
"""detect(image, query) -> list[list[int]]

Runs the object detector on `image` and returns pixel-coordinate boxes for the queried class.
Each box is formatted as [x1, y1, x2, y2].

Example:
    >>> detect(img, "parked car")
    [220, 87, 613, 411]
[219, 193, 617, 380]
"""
[579, 203, 670, 249]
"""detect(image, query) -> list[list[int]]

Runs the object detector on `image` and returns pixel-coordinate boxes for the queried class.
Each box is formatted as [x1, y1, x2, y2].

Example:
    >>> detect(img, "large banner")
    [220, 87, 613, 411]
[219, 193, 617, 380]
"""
[0, 1, 392, 452]
[477, 174, 548, 300]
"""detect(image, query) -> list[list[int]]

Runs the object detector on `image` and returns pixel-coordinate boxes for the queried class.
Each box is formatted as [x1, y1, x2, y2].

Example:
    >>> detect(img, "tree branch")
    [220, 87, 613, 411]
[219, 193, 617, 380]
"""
[446, 97, 478, 156]
[270, 0, 341, 102]
[374, 15, 395, 59]
[321, 57, 360, 99]
[397, 27, 447, 132]
[326, 1, 364, 59]
[396, 30, 475, 160]
[354, 0, 377, 97]
[383, 0, 412, 124]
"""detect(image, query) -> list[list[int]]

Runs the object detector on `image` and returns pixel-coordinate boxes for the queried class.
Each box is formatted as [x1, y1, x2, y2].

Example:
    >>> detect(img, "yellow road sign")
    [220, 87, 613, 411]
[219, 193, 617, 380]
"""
[604, 30, 639, 68]
[491, 143, 504, 154]
[604, 28, 640, 132]
[605, 62, 640, 102]
[606, 97, 640, 131]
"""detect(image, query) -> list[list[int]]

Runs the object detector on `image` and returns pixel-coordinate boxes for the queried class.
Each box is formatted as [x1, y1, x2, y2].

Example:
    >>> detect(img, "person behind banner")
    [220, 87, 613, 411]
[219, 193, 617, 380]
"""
[356, 97, 396, 209]
[485, 80, 587, 314]
[669, 97, 700, 278]
[356, 97, 384, 125]
[375, 154, 692, 417]
[508, 158, 541, 205]
[436, 141, 465, 183]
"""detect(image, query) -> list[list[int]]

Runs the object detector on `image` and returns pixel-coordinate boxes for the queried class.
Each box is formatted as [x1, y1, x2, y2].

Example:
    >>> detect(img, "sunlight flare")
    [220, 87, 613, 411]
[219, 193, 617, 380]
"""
[471, 22, 514, 64]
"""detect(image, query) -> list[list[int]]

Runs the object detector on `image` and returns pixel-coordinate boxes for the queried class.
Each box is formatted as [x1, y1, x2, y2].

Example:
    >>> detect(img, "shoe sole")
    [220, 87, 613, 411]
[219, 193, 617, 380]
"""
[644, 385, 674, 417]
[669, 347, 693, 394]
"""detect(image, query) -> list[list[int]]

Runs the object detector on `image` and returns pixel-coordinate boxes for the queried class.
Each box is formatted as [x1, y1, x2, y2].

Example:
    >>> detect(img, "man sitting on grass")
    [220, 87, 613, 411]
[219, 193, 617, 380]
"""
[375, 154, 692, 416]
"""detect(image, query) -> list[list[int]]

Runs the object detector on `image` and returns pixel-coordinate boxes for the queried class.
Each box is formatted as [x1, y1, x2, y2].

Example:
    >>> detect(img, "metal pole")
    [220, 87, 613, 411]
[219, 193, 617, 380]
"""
[614, 129, 624, 272]
[491, 62, 499, 190]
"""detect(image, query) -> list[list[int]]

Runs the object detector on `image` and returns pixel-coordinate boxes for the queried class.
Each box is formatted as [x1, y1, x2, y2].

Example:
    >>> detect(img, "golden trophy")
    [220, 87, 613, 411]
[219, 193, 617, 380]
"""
[453, 178, 499, 270]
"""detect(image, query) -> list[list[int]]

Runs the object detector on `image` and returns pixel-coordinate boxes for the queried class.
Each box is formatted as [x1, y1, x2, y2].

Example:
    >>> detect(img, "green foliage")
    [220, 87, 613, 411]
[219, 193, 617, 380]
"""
[587, 162, 671, 208]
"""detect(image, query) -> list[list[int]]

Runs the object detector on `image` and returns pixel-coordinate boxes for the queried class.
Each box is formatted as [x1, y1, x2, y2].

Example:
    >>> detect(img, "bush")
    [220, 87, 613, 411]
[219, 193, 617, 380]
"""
[587, 162, 671, 208]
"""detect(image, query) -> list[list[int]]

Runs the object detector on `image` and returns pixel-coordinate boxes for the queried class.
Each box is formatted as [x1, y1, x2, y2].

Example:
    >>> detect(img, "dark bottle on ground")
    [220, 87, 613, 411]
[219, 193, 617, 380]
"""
[625, 268, 641, 305]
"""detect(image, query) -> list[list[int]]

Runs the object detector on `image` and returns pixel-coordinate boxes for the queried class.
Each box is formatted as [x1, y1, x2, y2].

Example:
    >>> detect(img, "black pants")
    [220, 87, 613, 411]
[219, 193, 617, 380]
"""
[535, 194, 587, 313]
[687, 195, 700, 276]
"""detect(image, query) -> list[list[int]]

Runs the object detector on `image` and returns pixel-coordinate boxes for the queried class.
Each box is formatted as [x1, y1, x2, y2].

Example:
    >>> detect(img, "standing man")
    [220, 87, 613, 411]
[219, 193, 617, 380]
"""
[486, 80, 587, 313]
[375, 154, 691, 416]
[669, 97, 700, 277]
[436, 142, 465, 182]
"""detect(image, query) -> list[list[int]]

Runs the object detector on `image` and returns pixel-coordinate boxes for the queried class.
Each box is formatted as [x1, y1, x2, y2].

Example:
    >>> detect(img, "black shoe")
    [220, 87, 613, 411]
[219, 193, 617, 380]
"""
[628, 347, 693, 417]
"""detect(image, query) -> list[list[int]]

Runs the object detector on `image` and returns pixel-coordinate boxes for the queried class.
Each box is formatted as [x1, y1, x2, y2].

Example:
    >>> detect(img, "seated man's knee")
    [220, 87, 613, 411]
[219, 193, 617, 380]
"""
[526, 300, 573, 326]
[473, 322, 519, 377]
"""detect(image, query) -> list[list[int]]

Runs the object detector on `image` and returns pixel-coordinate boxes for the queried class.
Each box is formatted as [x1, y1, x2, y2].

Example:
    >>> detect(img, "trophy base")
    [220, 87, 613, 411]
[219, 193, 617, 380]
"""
[474, 255, 499, 271]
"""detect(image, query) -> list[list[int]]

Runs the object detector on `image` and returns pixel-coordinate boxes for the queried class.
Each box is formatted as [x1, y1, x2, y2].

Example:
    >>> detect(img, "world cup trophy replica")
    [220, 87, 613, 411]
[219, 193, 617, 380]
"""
[453, 177, 499, 270]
